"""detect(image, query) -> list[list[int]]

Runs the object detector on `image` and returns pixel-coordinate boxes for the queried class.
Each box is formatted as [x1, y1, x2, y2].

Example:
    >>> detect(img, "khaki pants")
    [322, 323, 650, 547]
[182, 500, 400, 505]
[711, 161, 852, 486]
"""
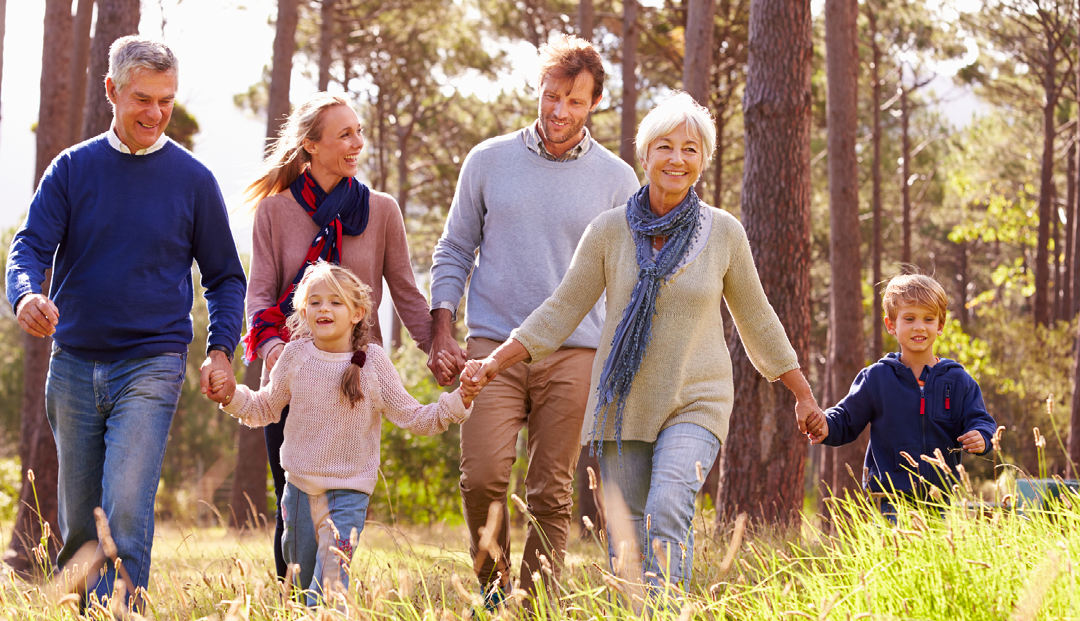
[460, 337, 594, 593]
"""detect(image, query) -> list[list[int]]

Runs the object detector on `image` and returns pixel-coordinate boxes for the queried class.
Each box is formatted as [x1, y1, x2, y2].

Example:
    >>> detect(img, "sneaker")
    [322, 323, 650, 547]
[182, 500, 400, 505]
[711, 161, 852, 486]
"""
[471, 583, 508, 618]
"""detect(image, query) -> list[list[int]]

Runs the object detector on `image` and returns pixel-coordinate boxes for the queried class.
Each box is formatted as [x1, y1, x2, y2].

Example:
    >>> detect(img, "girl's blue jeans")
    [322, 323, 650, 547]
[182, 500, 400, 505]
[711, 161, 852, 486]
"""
[598, 423, 719, 589]
[281, 482, 368, 605]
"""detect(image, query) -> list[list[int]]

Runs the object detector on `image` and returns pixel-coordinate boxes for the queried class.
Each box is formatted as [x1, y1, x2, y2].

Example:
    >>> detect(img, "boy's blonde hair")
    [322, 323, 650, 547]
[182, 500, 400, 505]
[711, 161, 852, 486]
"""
[882, 273, 949, 324]
[285, 261, 374, 406]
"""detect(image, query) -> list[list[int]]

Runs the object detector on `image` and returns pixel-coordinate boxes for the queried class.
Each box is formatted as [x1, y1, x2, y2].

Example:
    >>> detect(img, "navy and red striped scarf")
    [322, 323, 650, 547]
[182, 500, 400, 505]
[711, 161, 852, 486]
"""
[242, 171, 371, 362]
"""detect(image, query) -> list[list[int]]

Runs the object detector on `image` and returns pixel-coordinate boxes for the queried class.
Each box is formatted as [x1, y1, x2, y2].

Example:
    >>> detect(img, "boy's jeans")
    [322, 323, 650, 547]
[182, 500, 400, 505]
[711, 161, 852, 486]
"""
[599, 423, 720, 589]
[281, 482, 368, 605]
[46, 345, 185, 604]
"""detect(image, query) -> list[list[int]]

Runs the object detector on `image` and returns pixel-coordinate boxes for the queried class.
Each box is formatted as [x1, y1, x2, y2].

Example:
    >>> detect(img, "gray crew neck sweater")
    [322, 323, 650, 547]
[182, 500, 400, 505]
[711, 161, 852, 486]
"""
[431, 128, 640, 347]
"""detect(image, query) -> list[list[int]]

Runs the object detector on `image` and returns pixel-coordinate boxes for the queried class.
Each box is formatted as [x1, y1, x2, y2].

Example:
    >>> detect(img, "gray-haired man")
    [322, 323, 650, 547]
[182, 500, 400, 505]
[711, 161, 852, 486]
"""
[6, 36, 245, 605]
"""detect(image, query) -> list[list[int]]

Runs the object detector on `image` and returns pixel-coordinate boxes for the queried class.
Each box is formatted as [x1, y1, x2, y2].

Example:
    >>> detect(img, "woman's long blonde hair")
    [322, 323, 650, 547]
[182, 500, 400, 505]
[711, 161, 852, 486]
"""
[285, 262, 374, 406]
[243, 93, 352, 208]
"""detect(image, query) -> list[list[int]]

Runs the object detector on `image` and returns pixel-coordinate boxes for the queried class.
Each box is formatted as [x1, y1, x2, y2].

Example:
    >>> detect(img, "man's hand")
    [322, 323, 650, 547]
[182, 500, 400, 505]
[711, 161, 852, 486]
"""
[958, 430, 986, 454]
[16, 293, 59, 338]
[200, 350, 235, 404]
[208, 369, 236, 405]
[427, 308, 466, 386]
[265, 342, 285, 372]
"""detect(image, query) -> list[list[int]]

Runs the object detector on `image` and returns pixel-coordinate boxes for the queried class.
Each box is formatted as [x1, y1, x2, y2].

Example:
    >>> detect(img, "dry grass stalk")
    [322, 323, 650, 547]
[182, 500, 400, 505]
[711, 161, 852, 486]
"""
[474, 501, 503, 576]
[1010, 551, 1062, 621]
[715, 513, 748, 580]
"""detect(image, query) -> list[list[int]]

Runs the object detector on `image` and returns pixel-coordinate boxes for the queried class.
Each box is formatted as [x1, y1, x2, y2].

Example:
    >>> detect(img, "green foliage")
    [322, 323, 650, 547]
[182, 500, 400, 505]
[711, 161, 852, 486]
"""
[0, 458, 21, 522]
[374, 337, 463, 526]
[164, 102, 200, 150]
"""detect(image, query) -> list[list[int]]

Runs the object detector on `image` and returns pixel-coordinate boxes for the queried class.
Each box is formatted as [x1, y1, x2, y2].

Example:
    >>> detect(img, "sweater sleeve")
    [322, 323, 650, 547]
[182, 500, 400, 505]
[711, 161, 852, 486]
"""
[246, 197, 286, 358]
[823, 367, 876, 446]
[721, 217, 800, 381]
[6, 153, 71, 310]
[222, 341, 297, 426]
[960, 375, 997, 456]
[429, 146, 485, 315]
[511, 217, 608, 363]
[378, 198, 434, 352]
[369, 345, 470, 434]
[191, 170, 247, 352]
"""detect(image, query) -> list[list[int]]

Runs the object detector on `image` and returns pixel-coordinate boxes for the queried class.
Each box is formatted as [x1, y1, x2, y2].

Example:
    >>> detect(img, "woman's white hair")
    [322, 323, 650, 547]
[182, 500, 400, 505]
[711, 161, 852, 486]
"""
[635, 91, 716, 169]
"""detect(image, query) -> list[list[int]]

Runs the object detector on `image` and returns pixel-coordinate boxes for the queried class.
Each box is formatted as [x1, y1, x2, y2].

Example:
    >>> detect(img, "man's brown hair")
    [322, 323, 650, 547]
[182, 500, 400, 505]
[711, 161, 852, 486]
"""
[538, 34, 605, 102]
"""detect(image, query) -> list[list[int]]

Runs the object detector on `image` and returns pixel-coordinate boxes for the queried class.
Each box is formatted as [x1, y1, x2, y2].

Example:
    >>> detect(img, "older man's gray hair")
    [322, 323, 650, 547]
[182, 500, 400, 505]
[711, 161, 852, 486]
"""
[107, 36, 178, 93]
[634, 91, 717, 168]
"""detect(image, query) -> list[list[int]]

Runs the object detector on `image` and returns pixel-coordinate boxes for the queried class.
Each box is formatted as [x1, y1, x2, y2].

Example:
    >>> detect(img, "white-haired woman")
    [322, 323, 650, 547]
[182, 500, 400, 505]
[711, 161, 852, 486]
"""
[242, 92, 441, 581]
[461, 92, 825, 590]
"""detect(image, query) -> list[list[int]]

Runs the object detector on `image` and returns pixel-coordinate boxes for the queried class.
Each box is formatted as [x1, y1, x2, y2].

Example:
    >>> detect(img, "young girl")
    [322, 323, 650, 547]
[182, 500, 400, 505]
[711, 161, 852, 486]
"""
[213, 261, 477, 603]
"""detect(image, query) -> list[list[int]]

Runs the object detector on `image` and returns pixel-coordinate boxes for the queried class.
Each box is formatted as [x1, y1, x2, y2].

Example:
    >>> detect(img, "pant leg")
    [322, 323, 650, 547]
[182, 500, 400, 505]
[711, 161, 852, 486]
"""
[598, 440, 652, 578]
[642, 423, 719, 587]
[264, 404, 290, 578]
[280, 482, 317, 599]
[46, 346, 107, 579]
[519, 347, 594, 591]
[96, 353, 186, 603]
[459, 338, 527, 589]
[308, 489, 369, 603]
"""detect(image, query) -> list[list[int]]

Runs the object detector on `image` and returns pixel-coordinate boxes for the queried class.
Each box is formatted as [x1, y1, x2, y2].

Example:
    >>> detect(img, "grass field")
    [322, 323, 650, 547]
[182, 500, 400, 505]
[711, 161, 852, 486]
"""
[1, 485, 1078, 620]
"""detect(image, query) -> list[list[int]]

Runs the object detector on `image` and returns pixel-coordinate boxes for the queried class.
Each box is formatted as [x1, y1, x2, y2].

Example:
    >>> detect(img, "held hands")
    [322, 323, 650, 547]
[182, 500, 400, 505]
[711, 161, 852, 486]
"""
[958, 430, 985, 454]
[457, 357, 500, 407]
[16, 293, 59, 338]
[200, 350, 236, 405]
[796, 398, 828, 445]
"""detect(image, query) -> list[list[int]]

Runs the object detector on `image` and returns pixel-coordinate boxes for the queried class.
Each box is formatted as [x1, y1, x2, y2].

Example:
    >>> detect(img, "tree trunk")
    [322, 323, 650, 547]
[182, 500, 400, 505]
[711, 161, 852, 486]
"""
[1034, 42, 1058, 327]
[717, 0, 812, 524]
[1052, 186, 1061, 321]
[900, 83, 911, 265]
[1064, 141, 1075, 320]
[823, 0, 866, 504]
[68, 0, 93, 145]
[619, 0, 637, 166]
[713, 106, 725, 208]
[318, 0, 335, 92]
[867, 3, 883, 359]
[578, 0, 594, 42]
[230, 360, 268, 530]
[267, 0, 299, 149]
[6, 0, 75, 576]
[683, 0, 715, 104]
[81, 0, 140, 141]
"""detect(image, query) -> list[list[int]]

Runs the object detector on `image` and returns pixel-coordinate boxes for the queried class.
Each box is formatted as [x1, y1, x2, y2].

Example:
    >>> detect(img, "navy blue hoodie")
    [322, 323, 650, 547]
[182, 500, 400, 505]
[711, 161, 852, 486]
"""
[823, 353, 997, 494]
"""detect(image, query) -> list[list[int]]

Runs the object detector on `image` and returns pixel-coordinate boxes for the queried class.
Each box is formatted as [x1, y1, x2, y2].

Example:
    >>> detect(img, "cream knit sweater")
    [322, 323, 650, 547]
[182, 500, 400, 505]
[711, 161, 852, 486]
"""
[511, 204, 799, 446]
[223, 340, 471, 495]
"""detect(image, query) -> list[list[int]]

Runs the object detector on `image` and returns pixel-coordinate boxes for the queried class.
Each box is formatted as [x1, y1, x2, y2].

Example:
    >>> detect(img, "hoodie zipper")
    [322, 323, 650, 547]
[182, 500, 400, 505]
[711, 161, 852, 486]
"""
[945, 384, 951, 411]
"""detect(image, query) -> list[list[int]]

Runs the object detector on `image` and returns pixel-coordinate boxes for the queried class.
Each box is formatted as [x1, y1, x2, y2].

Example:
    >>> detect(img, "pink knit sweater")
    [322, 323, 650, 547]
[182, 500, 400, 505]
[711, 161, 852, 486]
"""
[223, 340, 471, 495]
[247, 191, 433, 381]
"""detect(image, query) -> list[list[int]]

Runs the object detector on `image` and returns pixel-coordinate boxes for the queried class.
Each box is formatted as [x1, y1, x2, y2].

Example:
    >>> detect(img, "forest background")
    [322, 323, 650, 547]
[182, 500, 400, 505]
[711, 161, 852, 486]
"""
[0, 0, 1075, 575]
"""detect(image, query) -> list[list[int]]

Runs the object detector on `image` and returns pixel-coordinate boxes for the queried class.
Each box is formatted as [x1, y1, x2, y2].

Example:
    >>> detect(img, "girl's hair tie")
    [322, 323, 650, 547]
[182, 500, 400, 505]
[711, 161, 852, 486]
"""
[351, 350, 367, 368]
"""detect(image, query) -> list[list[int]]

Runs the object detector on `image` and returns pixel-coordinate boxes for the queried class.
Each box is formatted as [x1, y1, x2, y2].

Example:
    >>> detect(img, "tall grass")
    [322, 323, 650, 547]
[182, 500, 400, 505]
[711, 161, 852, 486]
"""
[1, 489, 1077, 619]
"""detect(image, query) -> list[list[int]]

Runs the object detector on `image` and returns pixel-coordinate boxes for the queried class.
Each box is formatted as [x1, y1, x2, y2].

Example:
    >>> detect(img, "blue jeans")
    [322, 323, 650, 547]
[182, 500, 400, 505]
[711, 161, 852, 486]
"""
[46, 345, 185, 604]
[599, 423, 720, 589]
[281, 482, 368, 606]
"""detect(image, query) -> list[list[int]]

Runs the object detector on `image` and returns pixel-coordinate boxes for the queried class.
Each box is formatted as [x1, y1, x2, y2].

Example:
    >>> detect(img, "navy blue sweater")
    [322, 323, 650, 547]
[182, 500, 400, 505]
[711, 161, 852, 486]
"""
[6, 135, 246, 361]
[823, 353, 997, 494]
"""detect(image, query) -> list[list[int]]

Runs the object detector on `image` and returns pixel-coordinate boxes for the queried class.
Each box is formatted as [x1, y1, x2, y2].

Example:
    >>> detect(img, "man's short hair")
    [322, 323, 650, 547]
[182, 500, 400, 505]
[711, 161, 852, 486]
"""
[107, 36, 177, 93]
[537, 34, 604, 103]
[882, 273, 949, 324]
[635, 92, 717, 168]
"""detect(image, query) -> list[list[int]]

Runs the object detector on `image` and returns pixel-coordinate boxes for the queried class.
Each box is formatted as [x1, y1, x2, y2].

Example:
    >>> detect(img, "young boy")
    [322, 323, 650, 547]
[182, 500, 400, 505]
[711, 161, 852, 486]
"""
[813, 274, 997, 502]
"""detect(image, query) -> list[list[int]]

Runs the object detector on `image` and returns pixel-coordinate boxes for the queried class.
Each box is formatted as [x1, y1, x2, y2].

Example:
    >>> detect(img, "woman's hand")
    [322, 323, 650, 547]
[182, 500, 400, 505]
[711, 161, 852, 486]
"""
[462, 357, 500, 393]
[265, 342, 285, 372]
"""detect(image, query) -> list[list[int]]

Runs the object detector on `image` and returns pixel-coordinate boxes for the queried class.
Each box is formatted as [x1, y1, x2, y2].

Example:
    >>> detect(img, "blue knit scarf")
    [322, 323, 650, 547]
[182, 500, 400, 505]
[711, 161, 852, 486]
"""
[591, 184, 701, 457]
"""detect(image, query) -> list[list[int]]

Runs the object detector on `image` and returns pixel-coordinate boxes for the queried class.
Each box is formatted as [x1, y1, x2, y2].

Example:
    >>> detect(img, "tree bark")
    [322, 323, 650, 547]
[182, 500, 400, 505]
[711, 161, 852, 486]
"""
[619, 0, 637, 166]
[867, 2, 883, 359]
[823, 0, 866, 504]
[683, 0, 715, 104]
[1064, 141, 1075, 320]
[68, 0, 93, 145]
[900, 83, 911, 265]
[267, 0, 299, 149]
[7, 0, 74, 576]
[578, 0, 594, 42]
[318, 0, 335, 92]
[81, 0, 140, 141]
[1034, 37, 1058, 327]
[717, 0, 813, 524]
[229, 360, 268, 530]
